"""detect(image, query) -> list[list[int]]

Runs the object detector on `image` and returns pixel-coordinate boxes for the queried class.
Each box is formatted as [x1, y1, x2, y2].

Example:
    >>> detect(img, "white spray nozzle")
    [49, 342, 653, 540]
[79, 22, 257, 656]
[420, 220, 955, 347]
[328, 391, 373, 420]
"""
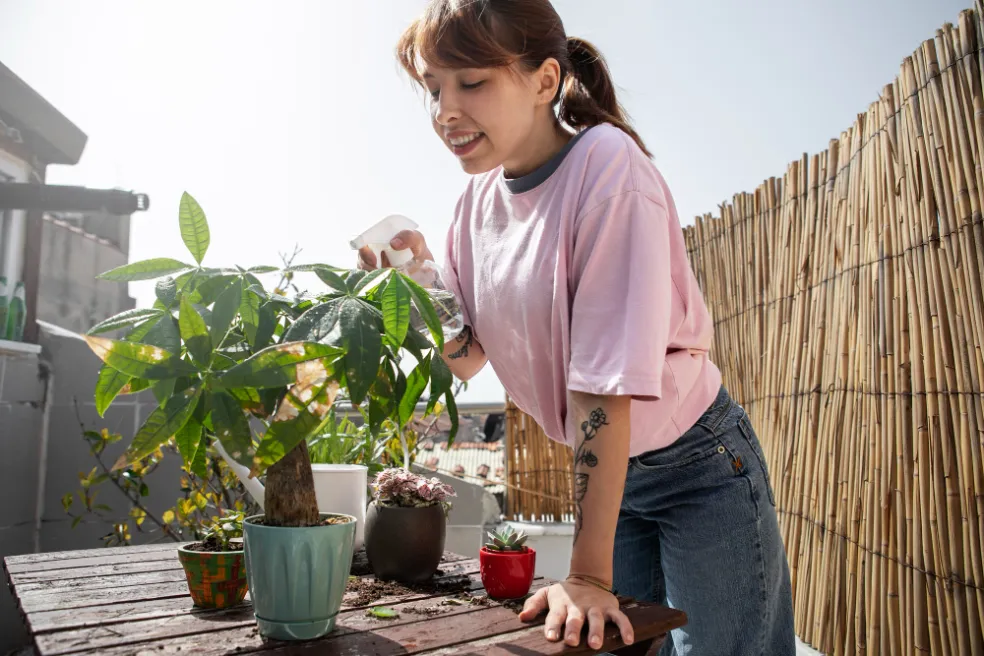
[350, 214, 419, 268]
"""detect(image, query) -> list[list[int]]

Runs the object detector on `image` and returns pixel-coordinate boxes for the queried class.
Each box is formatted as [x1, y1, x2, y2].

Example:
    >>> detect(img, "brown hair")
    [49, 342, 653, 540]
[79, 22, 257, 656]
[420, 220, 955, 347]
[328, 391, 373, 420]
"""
[396, 0, 651, 158]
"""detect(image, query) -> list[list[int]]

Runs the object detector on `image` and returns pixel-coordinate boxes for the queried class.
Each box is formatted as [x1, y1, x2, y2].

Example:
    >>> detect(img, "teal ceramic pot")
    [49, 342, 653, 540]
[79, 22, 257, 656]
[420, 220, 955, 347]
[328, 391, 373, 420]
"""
[243, 513, 356, 641]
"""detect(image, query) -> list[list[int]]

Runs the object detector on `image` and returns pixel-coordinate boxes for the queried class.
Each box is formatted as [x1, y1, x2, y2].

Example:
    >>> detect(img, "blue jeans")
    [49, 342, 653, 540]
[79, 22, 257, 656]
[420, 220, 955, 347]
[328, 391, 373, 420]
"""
[613, 386, 795, 655]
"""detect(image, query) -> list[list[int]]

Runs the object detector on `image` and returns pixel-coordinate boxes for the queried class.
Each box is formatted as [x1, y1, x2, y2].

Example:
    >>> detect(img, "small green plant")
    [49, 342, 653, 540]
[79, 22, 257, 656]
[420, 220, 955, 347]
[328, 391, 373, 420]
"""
[485, 525, 528, 552]
[199, 510, 245, 551]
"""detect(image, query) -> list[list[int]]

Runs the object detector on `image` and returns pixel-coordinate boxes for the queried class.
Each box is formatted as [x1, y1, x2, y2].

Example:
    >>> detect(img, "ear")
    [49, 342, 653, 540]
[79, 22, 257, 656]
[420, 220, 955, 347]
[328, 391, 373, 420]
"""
[532, 57, 562, 107]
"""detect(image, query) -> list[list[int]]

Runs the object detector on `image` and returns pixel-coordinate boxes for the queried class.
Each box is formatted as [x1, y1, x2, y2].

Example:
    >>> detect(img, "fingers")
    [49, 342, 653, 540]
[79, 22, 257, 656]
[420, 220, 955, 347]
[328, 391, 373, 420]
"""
[544, 604, 568, 643]
[586, 607, 606, 650]
[606, 607, 635, 646]
[357, 246, 376, 271]
[390, 229, 434, 261]
[563, 606, 585, 646]
[517, 587, 547, 622]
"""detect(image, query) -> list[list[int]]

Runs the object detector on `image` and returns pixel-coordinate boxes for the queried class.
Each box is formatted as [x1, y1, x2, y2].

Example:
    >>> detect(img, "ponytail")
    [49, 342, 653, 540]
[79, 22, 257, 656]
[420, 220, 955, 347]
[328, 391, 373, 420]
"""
[560, 37, 652, 158]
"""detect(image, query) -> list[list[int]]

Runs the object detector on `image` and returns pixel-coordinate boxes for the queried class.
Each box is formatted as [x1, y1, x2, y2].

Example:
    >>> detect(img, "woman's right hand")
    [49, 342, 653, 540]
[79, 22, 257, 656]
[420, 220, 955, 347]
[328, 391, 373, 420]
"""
[357, 230, 435, 270]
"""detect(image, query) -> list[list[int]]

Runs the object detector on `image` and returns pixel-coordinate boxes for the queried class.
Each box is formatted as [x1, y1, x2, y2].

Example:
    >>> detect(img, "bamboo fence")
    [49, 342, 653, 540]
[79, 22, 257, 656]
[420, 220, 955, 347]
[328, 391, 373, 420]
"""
[504, 6, 984, 653]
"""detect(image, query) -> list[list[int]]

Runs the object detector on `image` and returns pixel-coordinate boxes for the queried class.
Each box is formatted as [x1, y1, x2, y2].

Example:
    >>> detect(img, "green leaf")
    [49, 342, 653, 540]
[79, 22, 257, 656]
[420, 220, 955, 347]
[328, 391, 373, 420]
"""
[179, 296, 212, 365]
[338, 298, 382, 406]
[120, 377, 153, 395]
[210, 278, 242, 345]
[179, 192, 210, 264]
[61, 493, 73, 512]
[142, 314, 181, 355]
[284, 301, 341, 343]
[247, 265, 278, 274]
[113, 385, 202, 470]
[175, 416, 203, 469]
[367, 606, 399, 619]
[87, 309, 164, 336]
[187, 274, 236, 306]
[381, 274, 411, 347]
[72, 516, 82, 529]
[251, 401, 332, 476]
[353, 268, 390, 295]
[427, 356, 452, 414]
[402, 275, 445, 349]
[84, 336, 199, 380]
[190, 432, 208, 479]
[240, 285, 262, 347]
[95, 365, 132, 416]
[402, 328, 431, 363]
[210, 391, 253, 466]
[399, 357, 430, 426]
[152, 378, 177, 406]
[97, 258, 192, 282]
[316, 268, 349, 293]
[254, 303, 278, 351]
[445, 390, 458, 445]
[216, 342, 343, 389]
[155, 278, 178, 308]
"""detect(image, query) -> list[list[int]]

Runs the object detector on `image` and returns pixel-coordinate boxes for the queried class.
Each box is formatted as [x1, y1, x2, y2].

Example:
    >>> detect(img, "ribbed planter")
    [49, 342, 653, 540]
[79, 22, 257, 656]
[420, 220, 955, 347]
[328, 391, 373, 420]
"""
[177, 544, 248, 609]
[243, 513, 356, 641]
[364, 501, 445, 583]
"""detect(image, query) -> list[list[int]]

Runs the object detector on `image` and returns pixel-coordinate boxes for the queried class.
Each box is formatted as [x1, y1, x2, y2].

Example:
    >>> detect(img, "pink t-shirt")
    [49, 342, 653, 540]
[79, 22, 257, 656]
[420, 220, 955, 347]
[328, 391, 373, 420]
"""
[444, 124, 722, 457]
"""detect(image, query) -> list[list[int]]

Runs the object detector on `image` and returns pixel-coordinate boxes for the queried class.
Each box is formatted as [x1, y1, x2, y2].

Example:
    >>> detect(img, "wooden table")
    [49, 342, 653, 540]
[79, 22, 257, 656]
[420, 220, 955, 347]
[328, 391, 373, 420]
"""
[4, 544, 686, 655]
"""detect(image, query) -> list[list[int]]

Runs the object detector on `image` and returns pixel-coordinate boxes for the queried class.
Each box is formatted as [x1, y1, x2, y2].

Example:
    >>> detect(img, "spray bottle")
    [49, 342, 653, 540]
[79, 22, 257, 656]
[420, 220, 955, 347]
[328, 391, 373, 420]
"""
[350, 215, 464, 344]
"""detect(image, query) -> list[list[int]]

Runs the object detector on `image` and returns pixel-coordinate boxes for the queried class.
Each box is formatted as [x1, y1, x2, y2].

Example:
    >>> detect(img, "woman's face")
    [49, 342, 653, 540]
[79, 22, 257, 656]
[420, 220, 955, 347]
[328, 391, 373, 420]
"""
[420, 62, 556, 176]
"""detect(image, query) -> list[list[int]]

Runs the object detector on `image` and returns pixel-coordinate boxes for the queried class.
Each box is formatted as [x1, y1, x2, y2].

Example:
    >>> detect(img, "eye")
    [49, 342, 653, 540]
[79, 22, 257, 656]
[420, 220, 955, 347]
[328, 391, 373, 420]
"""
[428, 88, 440, 100]
[461, 80, 485, 90]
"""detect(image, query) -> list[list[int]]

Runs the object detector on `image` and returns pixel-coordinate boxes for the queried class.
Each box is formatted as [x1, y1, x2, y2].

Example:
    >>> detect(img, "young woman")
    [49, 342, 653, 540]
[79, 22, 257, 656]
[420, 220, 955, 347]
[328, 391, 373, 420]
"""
[359, 1, 796, 653]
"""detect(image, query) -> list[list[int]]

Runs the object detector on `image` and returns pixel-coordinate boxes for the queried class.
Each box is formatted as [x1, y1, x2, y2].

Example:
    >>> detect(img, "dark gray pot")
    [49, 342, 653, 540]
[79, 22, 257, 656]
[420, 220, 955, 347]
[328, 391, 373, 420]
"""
[364, 501, 446, 583]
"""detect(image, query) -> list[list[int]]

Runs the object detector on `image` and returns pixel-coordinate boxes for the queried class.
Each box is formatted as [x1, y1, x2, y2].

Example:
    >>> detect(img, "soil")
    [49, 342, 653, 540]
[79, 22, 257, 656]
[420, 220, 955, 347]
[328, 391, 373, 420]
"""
[183, 538, 243, 553]
[250, 516, 351, 527]
[345, 572, 474, 607]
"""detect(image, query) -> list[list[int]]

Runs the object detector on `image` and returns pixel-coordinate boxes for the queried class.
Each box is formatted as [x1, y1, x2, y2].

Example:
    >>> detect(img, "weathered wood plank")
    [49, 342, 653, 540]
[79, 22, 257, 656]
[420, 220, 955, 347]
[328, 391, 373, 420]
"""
[3, 550, 179, 575]
[24, 560, 480, 632]
[16, 569, 189, 594]
[3, 543, 178, 568]
[38, 580, 550, 655]
[411, 602, 685, 655]
[8, 558, 183, 585]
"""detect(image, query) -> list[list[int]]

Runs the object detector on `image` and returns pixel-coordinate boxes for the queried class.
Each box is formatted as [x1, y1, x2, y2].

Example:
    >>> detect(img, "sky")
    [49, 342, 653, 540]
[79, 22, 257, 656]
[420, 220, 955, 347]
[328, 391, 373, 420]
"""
[0, 0, 969, 403]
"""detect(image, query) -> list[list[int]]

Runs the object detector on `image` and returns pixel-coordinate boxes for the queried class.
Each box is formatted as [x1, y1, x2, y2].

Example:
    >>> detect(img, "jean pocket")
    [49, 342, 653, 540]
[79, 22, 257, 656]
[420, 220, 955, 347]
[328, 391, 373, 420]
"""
[736, 413, 776, 506]
[633, 428, 728, 471]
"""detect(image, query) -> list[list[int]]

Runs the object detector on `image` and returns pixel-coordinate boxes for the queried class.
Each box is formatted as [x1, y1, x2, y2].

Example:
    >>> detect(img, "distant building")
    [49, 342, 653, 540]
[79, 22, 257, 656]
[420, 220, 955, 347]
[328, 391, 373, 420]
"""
[36, 209, 135, 333]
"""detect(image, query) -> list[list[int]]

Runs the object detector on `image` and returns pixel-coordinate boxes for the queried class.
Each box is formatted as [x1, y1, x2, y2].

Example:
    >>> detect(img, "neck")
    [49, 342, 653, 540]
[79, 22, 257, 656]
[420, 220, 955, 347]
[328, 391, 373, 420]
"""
[502, 119, 571, 179]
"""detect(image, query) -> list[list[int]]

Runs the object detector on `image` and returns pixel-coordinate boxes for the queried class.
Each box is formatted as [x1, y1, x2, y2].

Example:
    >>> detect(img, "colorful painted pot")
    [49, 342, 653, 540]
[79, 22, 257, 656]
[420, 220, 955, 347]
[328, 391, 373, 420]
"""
[176, 543, 248, 609]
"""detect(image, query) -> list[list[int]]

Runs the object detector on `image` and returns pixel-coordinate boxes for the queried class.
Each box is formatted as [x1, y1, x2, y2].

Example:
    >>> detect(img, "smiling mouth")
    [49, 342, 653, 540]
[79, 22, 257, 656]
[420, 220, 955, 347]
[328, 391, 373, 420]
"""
[448, 132, 485, 156]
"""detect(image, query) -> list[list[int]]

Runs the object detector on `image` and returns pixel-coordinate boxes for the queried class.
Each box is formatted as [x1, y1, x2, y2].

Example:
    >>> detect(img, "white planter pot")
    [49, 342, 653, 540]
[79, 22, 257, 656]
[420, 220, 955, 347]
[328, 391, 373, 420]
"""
[311, 464, 368, 551]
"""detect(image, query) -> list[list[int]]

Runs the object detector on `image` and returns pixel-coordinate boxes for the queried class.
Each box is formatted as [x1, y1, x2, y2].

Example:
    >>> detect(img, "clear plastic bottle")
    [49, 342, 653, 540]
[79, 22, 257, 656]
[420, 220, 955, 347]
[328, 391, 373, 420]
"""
[351, 215, 464, 344]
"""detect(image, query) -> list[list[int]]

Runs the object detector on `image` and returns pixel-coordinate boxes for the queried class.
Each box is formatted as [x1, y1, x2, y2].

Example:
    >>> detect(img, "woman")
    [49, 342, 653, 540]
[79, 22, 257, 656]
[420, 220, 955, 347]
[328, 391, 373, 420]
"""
[359, 1, 795, 653]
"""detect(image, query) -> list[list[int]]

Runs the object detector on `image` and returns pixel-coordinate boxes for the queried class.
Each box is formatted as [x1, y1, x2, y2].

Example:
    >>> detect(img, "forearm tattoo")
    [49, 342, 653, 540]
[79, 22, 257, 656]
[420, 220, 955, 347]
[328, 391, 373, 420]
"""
[573, 408, 607, 546]
[447, 326, 473, 360]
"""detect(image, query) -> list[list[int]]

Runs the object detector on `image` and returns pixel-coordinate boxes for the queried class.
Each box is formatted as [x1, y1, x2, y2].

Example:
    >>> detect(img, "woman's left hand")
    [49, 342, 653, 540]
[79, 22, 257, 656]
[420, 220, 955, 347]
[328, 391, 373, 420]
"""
[518, 578, 634, 649]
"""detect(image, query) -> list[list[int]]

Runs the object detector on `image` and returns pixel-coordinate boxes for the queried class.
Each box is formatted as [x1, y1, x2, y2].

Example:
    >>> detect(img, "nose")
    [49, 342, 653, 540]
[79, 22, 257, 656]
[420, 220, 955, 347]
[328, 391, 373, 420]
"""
[432, 88, 460, 126]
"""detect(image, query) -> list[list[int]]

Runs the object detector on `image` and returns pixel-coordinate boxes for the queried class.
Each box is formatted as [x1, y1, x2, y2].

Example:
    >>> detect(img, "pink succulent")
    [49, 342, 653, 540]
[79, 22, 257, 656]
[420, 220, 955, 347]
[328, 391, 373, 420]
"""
[372, 467, 457, 510]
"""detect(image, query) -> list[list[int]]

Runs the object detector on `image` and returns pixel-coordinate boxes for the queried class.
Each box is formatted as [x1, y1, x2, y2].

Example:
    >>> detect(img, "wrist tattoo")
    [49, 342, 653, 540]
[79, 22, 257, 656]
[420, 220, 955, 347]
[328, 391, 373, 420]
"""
[447, 326, 473, 360]
[573, 408, 608, 545]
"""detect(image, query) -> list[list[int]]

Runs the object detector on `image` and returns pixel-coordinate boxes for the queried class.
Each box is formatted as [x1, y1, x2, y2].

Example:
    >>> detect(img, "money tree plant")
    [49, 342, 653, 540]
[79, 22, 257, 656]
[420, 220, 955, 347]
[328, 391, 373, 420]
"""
[84, 192, 458, 527]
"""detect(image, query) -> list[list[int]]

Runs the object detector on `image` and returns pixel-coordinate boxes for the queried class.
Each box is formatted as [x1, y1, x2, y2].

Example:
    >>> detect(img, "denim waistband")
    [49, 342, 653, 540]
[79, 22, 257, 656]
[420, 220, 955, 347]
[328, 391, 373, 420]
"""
[693, 385, 737, 434]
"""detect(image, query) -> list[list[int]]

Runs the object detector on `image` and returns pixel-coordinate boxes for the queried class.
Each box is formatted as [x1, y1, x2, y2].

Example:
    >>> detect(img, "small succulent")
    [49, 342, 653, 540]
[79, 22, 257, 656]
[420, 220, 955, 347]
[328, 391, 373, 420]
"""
[200, 510, 245, 551]
[485, 525, 528, 552]
[371, 467, 456, 512]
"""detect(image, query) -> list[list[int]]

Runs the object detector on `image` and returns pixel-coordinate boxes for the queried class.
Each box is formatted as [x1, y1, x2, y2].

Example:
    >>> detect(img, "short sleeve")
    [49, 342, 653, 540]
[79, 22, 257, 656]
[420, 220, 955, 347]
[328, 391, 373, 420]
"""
[568, 191, 672, 398]
[441, 215, 476, 336]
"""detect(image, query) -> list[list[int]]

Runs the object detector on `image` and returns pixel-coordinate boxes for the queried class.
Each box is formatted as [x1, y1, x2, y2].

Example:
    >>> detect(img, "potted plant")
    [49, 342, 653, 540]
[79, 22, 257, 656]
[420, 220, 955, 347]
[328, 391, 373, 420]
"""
[177, 510, 248, 609]
[480, 526, 536, 600]
[364, 467, 456, 583]
[83, 192, 458, 641]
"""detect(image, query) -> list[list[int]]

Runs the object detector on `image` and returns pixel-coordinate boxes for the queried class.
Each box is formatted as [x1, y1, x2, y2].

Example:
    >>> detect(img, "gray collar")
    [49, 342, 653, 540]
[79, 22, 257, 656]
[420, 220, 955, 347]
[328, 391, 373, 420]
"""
[503, 127, 592, 194]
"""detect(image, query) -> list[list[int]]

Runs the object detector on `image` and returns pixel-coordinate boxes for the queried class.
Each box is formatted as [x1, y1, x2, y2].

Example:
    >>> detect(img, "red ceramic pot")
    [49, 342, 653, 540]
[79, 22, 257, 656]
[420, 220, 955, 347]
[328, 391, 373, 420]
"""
[479, 546, 536, 600]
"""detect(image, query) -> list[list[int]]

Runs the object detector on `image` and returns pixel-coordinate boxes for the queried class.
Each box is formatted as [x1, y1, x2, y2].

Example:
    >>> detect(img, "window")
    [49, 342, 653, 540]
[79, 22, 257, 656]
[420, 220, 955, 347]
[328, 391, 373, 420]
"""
[0, 149, 31, 287]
